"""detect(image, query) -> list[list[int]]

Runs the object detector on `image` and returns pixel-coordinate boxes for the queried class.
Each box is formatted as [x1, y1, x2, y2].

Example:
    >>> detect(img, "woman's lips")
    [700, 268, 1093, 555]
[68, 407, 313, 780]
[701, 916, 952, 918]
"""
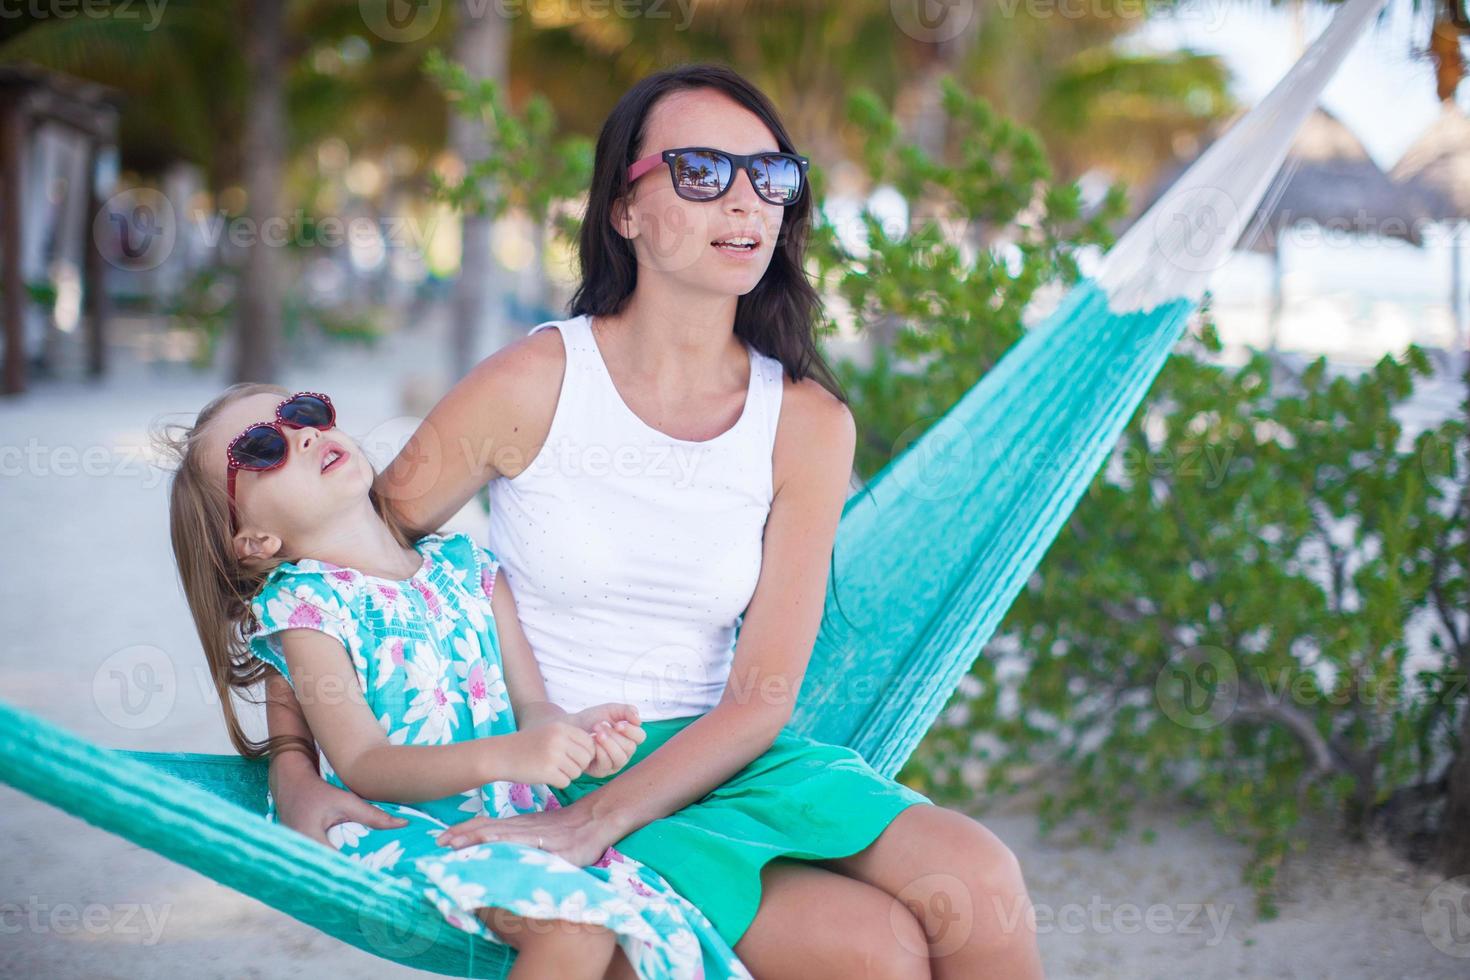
[711, 239, 762, 259]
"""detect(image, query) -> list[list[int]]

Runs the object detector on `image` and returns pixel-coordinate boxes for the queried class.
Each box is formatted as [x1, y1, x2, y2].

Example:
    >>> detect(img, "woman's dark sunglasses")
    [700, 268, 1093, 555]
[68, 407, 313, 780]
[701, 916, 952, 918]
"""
[225, 392, 335, 531]
[626, 147, 809, 206]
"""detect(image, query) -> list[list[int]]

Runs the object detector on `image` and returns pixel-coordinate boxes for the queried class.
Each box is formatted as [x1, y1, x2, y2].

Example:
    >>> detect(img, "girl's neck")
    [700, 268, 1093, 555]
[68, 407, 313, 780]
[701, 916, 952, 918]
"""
[287, 501, 421, 580]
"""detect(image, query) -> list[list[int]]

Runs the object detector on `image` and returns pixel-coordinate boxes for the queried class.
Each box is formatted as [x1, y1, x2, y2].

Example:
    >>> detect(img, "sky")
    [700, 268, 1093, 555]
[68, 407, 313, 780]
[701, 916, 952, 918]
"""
[1115, 1, 1468, 362]
[1127, 0, 1459, 170]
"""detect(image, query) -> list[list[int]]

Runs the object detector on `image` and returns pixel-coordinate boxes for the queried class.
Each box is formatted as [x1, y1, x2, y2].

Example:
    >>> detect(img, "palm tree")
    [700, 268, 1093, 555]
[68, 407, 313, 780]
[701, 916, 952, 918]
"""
[448, 0, 510, 380]
[0, 0, 454, 382]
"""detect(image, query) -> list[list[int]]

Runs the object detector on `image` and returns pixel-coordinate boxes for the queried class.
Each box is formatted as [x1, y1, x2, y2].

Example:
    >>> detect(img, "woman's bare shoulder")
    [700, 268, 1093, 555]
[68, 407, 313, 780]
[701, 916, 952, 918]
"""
[462, 323, 568, 400]
[772, 375, 856, 495]
[425, 324, 569, 481]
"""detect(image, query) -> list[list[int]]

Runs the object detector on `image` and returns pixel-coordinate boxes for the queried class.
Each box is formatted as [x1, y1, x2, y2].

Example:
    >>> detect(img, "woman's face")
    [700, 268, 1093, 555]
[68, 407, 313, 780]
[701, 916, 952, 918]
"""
[204, 391, 374, 552]
[616, 88, 791, 295]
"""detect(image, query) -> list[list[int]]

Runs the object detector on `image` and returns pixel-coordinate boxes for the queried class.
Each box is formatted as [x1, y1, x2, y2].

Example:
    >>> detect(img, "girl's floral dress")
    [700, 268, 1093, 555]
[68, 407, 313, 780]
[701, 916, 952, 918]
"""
[245, 531, 750, 980]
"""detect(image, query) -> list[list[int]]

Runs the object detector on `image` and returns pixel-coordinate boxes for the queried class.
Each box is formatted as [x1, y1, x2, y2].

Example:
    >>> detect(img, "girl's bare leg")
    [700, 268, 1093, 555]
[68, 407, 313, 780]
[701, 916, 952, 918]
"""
[601, 945, 638, 980]
[821, 805, 1044, 980]
[733, 858, 930, 979]
[477, 907, 618, 980]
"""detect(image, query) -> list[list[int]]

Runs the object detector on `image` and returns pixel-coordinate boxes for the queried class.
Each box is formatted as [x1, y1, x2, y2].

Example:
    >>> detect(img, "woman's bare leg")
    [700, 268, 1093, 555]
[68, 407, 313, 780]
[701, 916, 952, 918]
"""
[733, 858, 930, 979]
[820, 805, 1044, 980]
[477, 907, 618, 980]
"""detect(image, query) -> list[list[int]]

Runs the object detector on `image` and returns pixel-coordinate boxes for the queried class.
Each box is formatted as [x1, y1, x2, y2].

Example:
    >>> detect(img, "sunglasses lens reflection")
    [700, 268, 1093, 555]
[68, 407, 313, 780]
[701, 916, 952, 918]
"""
[280, 394, 333, 429]
[672, 150, 732, 201]
[231, 425, 288, 469]
[751, 155, 802, 204]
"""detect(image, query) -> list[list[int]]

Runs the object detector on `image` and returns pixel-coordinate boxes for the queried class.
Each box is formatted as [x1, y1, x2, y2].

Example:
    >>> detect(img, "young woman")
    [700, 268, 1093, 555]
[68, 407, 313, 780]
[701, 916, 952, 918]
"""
[269, 64, 1044, 979]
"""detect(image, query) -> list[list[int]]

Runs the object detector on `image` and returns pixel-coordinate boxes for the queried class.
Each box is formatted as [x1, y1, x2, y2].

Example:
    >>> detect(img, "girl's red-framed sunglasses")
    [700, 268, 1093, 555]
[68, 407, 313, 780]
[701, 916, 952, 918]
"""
[225, 391, 335, 532]
[626, 146, 809, 206]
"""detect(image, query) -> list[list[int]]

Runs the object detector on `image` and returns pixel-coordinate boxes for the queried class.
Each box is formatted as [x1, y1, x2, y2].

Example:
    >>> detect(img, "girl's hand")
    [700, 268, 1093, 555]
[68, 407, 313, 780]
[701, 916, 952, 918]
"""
[503, 722, 597, 787]
[274, 761, 409, 847]
[436, 798, 614, 868]
[564, 703, 645, 777]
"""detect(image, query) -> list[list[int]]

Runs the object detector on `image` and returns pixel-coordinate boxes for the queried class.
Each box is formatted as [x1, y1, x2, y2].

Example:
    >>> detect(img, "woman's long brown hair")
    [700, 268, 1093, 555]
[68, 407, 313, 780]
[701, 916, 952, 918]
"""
[154, 382, 418, 760]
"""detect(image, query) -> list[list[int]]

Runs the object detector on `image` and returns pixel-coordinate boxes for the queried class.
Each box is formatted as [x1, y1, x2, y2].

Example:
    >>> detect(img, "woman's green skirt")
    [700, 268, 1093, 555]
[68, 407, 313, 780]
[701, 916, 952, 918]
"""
[550, 714, 934, 949]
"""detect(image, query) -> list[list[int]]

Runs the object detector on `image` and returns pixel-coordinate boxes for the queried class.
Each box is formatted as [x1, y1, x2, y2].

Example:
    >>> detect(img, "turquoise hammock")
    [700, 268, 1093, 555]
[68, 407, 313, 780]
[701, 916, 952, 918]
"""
[0, 1, 1385, 974]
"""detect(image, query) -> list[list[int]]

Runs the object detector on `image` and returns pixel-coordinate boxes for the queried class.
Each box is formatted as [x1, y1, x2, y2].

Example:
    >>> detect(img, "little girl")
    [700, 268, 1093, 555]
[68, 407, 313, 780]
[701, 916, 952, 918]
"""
[160, 382, 750, 980]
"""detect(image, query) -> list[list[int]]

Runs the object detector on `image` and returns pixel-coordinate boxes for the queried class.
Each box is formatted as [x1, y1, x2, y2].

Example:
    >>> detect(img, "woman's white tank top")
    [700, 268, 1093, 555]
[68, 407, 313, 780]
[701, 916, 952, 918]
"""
[485, 313, 785, 720]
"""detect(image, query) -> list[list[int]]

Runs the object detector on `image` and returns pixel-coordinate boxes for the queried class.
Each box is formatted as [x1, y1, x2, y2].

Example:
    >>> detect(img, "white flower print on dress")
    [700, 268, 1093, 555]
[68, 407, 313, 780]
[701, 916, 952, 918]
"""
[351, 838, 405, 872]
[376, 711, 410, 746]
[372, 636, 408, 690]
[420, 868, 488, 910]
[263, 588, 348, 639]
[454, 648, 508, 726]
[510, 888, 609, 928]
[401, 646, 463, 746]
[516, 846, 583, 874]
[326, 820, 369, 851]
[371, 583, 409, 626]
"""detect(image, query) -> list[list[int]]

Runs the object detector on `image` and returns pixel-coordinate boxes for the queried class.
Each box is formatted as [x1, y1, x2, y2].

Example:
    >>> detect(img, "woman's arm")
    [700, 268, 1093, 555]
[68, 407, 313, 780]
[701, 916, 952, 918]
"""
[576, 386, 856, 840]
[265, 669, 319, 792]
[375, 332, 564, 537]
[264, 672, 410, 844]
[278, 629, 596, 801]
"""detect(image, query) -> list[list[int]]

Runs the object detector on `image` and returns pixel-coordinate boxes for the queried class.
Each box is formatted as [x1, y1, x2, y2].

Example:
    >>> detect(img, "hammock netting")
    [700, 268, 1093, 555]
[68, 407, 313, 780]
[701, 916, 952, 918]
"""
[0, 0, 1386, 974]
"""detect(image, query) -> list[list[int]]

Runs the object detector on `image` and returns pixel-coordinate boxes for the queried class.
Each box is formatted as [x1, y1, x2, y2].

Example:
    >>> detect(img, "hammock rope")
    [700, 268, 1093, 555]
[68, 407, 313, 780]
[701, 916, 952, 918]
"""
[0, 1, 1387, 973]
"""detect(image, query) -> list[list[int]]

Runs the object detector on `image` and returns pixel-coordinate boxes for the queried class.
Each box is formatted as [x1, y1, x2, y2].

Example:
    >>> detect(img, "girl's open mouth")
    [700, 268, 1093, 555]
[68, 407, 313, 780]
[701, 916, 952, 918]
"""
[321, 445, 350, 473]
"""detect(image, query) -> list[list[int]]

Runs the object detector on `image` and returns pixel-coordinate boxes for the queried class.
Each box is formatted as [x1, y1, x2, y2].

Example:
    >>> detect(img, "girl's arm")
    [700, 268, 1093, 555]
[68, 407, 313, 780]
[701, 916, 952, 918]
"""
[489, 565, 565, 730]
[551, 385, 856, 842]
[277, 629, 596, 802]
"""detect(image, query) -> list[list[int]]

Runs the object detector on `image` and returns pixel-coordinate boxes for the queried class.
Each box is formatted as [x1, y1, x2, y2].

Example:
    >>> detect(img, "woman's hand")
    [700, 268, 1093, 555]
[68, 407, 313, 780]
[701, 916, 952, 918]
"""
[435, 798, 615, 868]
[565, 703, 645, 778]
[273, 758, 409, 847]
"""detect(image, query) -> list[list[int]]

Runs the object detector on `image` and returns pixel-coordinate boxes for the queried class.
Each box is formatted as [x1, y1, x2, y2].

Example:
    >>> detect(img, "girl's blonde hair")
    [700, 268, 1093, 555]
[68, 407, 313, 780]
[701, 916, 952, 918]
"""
[154, 382, 419, 760]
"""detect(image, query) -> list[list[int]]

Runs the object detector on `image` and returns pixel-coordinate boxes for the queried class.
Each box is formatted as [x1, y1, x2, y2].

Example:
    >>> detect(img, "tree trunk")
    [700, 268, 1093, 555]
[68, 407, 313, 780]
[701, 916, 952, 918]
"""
[234, 0, 285, 383]
[1442, 697, 1470, 874]
[450, 0, 510, 382]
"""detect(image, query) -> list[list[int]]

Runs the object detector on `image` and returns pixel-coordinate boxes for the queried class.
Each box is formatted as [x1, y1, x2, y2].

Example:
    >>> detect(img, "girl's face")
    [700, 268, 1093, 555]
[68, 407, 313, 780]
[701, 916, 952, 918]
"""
[616, 88, 789, 294]
[204, 391, 374, 555]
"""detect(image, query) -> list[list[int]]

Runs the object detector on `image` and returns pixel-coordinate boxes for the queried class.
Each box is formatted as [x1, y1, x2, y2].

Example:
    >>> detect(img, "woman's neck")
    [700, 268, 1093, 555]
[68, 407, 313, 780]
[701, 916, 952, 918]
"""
[596, 287, 744, 386]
